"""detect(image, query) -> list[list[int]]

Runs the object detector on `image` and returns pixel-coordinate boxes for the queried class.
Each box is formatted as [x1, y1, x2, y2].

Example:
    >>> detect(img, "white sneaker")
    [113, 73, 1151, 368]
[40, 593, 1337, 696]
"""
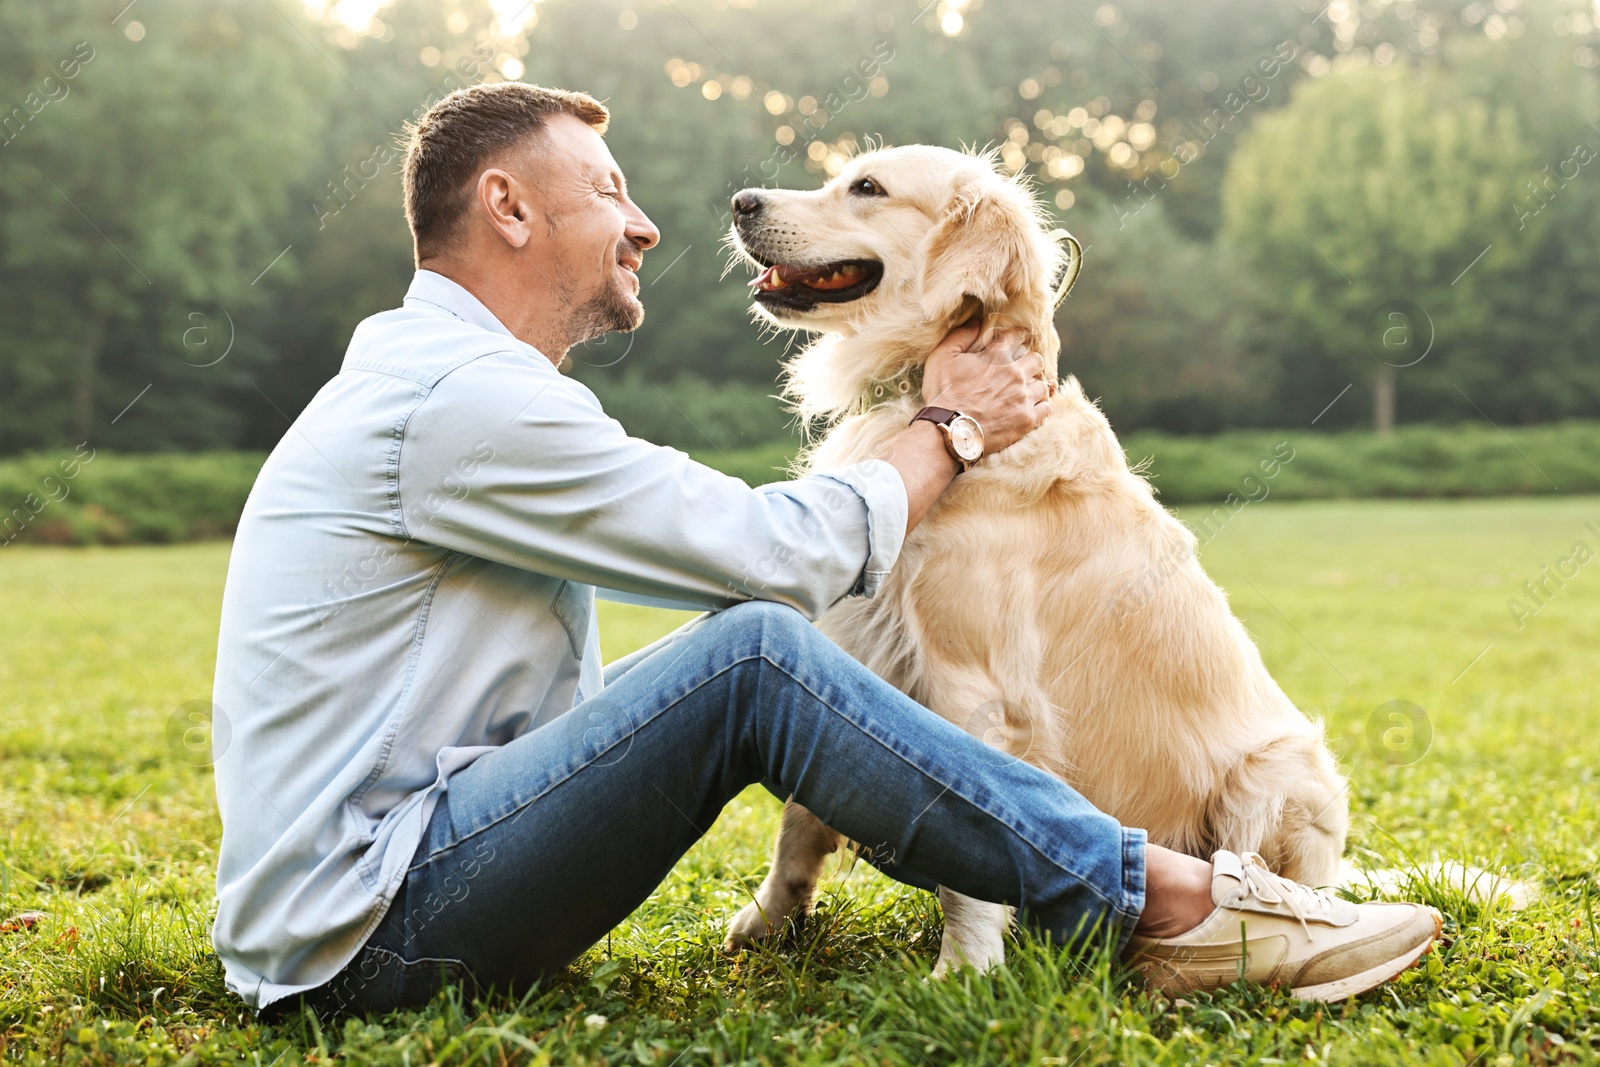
[1126, 850, 1442, 1002]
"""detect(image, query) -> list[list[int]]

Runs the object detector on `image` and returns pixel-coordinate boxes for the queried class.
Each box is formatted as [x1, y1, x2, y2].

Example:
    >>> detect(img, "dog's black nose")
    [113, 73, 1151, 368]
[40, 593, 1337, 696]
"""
[731, 190, 763, 217]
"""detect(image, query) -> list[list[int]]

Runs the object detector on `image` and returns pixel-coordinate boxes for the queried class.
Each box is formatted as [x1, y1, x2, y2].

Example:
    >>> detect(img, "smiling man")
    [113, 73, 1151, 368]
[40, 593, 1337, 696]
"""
[211, 83, 1439, 1017]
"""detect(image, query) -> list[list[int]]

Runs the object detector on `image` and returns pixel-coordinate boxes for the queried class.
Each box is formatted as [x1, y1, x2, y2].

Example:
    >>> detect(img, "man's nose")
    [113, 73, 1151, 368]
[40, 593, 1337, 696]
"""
[731, 190, 763, 218]
[626, 203, 660, 250]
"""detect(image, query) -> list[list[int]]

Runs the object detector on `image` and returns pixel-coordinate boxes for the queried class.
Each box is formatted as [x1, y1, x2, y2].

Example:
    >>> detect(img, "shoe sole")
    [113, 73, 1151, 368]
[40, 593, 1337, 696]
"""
[1289, 908, 1443, 1002]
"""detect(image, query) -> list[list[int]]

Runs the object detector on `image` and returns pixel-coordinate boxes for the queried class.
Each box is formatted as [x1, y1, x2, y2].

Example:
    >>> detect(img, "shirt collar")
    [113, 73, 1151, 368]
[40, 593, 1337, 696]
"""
[403, 269, 520, 342]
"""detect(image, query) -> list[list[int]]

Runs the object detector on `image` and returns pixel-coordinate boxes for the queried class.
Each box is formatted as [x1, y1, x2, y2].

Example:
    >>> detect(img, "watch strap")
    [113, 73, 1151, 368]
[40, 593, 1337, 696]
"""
[910, 406, 973, 473]
[910, 406, 959, 427]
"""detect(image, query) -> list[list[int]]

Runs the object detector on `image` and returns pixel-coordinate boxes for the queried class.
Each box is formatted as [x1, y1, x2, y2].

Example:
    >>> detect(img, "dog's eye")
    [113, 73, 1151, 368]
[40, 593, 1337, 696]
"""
[849, 177, 887, 198]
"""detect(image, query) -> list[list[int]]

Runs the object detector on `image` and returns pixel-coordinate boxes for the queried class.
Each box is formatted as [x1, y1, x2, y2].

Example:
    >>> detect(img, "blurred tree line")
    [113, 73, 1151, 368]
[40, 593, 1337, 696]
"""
[1, 0, 1596, 455]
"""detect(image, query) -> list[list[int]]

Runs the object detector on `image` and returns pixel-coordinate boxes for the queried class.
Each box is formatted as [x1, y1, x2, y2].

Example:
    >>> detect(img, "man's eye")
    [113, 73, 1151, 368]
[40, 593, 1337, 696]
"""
[850, 177, 887, 197]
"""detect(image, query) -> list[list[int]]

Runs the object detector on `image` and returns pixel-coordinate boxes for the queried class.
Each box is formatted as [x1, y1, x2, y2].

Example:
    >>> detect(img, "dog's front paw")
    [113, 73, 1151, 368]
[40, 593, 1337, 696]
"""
[930, 941, 1007, 980]
[724, 896, 796, 952]
[930, 890, 1011, 978]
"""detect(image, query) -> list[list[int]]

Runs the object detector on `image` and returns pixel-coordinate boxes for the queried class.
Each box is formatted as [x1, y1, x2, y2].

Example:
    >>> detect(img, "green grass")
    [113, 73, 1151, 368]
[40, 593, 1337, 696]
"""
[1, 499, 1598, 1064]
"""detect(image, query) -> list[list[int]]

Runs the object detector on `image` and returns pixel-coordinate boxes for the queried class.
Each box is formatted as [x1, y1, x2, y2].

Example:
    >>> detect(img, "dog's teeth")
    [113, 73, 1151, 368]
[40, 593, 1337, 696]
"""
[752, 262, 873, 295]
[750, 266, 789, 291]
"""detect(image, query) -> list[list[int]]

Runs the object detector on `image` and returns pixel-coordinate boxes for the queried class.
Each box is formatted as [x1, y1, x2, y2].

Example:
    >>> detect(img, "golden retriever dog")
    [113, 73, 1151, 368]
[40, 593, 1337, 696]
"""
[720, 144, 1352, 975]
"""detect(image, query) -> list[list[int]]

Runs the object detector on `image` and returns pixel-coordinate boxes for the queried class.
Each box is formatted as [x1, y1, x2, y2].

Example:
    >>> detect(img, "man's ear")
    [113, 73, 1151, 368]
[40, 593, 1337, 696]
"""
[476, 167, 533, 249]
[918, 176, 1050, 325]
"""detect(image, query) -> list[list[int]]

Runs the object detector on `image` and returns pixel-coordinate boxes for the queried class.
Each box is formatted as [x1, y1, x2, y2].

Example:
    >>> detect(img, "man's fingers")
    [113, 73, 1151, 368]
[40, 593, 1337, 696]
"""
[971, 328, 1025, 364]
[996, 331, 1029, 362]
[946, 320, 982, 351]
[927, 322, 981, 365]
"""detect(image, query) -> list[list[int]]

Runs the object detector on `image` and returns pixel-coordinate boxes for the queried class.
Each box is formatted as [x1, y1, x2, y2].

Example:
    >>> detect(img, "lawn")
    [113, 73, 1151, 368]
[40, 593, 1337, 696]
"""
[1, 498, 1597, 1065]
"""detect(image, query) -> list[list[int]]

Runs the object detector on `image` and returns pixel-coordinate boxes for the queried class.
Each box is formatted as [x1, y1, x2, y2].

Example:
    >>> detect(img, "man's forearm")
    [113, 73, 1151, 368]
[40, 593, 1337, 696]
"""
[886, 419, 961, 533]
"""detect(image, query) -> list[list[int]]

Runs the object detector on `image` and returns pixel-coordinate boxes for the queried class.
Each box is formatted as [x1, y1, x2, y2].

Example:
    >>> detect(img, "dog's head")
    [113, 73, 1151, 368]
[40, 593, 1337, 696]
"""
[729, 145, 1072, 350]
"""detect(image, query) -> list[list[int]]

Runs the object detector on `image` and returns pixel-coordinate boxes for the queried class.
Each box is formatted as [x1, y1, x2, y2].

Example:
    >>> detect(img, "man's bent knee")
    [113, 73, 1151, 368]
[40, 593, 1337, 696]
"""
[711, 599, 813, 652]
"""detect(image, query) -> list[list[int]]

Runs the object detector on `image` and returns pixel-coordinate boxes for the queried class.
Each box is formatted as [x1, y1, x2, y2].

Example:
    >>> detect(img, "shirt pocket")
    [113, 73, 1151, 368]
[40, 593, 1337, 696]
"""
[549, 579, 591, 661]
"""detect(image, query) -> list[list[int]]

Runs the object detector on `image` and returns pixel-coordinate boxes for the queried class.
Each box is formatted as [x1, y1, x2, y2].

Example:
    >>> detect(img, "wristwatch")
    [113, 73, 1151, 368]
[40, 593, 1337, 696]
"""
[911, 406, 985, 473]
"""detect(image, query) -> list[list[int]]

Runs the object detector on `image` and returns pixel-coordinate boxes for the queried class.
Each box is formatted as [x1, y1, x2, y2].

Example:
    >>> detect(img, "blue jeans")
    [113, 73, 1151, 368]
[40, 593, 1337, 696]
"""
[305, 601, 1146, 1013]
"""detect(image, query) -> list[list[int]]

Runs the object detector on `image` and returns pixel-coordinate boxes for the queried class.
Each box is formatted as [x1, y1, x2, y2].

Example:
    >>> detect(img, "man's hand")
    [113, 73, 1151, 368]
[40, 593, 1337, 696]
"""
[884, 320, 1055, 533]
[920, 320, 1054, 456]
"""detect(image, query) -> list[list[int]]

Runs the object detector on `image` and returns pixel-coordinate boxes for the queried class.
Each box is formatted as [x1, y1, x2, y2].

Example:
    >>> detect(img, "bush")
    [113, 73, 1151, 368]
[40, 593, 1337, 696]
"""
[688, 441, 800, 483]
[1121, 420, 1600, 504]
[576, 372, 802, 454]
[711, 419, 1600, 503]
[0, 450, 265, 547]
[4, 420, 1597, 547]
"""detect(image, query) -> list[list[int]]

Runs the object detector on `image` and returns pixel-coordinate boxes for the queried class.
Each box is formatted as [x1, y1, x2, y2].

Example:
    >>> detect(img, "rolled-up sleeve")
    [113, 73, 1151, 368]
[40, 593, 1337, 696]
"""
[815, 459, 906, 599]
[393, 353, 908, 620]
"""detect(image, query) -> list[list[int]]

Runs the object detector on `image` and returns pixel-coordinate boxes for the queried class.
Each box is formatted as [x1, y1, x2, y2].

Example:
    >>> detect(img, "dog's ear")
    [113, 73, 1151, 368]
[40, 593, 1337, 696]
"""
[918, 175, 1052, 326]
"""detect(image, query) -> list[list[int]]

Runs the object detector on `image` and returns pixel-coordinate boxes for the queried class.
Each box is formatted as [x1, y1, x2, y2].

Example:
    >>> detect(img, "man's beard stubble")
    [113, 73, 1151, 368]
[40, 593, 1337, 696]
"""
[568, 239, 644, 347]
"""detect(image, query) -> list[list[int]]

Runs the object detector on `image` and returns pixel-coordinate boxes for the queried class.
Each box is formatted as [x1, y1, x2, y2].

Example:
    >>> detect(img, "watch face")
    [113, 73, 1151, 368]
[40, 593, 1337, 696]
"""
[948, 416, 984, 462]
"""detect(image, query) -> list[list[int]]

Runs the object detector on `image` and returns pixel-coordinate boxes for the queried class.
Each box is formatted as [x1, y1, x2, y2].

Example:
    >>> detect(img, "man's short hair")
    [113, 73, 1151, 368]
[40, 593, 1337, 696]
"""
[402, 82, 609, 257]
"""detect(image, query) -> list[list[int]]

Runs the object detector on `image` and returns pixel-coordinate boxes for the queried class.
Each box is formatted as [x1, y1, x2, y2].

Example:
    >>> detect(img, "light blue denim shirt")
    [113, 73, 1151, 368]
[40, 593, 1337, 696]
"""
[211, 270, 908, 1008]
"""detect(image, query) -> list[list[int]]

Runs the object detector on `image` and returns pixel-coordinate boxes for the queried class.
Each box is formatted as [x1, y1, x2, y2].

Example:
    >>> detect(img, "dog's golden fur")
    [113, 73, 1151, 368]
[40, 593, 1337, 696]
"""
[724, 145, 1349, 973]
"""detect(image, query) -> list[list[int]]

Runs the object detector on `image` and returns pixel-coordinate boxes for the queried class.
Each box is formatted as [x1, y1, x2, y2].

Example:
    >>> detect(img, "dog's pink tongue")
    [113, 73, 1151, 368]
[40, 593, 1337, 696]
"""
[749, 265, 780, 290]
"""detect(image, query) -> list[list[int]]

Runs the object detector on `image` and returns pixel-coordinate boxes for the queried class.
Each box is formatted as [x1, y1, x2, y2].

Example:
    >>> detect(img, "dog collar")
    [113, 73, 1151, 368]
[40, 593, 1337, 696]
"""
[858, 365, 923, 413]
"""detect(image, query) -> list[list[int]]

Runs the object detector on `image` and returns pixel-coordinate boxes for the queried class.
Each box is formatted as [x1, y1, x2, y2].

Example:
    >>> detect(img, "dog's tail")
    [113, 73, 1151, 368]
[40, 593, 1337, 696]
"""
[1339, 858, 1538, 910]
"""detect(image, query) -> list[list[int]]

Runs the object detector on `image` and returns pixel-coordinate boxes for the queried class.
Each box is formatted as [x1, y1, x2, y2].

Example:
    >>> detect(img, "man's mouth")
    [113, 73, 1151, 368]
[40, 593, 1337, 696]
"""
[747, 259, 883, 310]
[617, 258, 641, 290]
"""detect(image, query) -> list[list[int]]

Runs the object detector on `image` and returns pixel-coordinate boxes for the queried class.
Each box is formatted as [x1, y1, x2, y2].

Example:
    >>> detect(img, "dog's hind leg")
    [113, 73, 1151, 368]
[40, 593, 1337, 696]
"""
[932, 888, 1012, 977]
[725, 800, 840, 950]
[1205, 732, 1349, 887]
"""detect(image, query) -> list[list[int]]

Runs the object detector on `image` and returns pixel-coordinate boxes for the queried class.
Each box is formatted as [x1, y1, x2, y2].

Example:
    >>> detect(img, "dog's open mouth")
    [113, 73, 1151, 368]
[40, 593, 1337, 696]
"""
[748, 259, 883, 310]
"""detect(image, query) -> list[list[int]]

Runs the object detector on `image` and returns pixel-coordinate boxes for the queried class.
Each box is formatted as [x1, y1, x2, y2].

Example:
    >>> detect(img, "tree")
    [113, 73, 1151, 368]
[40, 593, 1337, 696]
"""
[0, 0, 334, 451]
[1059, 204, 1284, 433]
[5, 0, 1599, 452]
[238, 0, 516, 446]
[1422, 15, 1600, 426]
[1221, 61, 1535, 432]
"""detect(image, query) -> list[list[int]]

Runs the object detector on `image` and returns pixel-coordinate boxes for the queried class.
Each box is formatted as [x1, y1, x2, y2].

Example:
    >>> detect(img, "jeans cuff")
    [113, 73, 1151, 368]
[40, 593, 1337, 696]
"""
[1110, 826, 1148, 955]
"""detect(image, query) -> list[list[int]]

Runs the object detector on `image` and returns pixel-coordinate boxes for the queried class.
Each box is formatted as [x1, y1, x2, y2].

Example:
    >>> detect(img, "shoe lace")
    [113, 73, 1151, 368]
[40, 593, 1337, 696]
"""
[1234, 852, 1341, 938]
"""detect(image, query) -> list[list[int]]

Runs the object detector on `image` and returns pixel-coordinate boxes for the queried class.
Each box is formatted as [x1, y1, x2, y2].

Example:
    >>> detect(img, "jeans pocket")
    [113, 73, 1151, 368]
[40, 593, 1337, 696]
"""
[323, 945, 479, 1013]
[549, 579, 592, 660]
